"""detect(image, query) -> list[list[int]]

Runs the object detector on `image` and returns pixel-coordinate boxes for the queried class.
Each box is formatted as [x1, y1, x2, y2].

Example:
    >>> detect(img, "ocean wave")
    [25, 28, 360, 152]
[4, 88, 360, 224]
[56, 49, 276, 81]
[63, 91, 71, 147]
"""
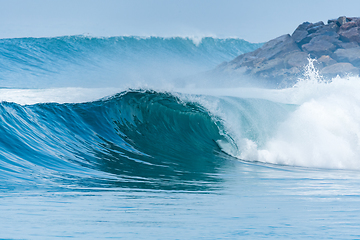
[2, 73, 360, 192]
[2, 34, 360, 193]
[0, 35, 262, 89]
[0, 89, 234, 190]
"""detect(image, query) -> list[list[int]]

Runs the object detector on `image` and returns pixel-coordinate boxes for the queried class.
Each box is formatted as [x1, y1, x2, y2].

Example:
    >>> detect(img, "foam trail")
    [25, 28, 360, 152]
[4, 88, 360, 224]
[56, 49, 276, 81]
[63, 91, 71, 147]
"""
[0, 88, 123, 105]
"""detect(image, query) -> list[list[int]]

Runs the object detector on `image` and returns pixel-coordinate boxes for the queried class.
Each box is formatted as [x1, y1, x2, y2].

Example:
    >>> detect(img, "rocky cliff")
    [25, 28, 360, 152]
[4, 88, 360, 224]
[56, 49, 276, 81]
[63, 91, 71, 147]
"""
[217, 16, 360, 86]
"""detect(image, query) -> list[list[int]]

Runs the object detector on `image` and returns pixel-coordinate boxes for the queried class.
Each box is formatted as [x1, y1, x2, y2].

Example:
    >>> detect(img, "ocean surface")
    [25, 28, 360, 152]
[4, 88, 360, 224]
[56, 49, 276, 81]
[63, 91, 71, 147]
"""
[1, 36, 360, 239]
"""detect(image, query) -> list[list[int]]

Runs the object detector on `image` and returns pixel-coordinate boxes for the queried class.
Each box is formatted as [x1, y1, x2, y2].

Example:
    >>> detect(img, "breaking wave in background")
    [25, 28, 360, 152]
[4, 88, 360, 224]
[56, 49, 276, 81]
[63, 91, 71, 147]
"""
[0, 35, 261, 88]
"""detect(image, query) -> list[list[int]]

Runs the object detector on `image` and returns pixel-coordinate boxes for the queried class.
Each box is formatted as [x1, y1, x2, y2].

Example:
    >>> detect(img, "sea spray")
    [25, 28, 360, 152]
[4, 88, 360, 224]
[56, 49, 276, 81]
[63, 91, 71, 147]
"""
[230, 59, 360, 169]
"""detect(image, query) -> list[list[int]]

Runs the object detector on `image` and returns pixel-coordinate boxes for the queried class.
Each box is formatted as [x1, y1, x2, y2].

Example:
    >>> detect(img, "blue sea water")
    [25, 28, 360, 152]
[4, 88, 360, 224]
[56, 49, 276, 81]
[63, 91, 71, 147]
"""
[1, 36, 360, 239]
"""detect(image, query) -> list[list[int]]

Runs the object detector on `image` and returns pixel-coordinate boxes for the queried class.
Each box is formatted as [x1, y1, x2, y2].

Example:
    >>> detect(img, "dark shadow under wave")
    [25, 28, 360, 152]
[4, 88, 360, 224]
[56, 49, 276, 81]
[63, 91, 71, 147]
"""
[0, 90, 235, 191]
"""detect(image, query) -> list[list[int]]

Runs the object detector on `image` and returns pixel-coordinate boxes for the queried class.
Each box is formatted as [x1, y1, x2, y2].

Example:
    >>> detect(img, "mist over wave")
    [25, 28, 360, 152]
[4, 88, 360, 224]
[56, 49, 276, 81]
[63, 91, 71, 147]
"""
[218, 60, 360, 170]
[0, 35, 261, 89]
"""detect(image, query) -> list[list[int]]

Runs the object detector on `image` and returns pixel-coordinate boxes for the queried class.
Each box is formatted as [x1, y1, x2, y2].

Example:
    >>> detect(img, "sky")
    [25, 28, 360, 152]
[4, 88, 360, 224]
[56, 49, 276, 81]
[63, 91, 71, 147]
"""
[1, 0, 360, 43]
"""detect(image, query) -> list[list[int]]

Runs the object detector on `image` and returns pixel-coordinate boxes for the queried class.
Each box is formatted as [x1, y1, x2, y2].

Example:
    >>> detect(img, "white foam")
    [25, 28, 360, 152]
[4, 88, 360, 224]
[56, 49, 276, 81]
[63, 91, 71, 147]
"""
[254, 95, 360, 169]
[4, 58, 360, 170]
[230, 60, 360, 169]
[0, 88, 122, 105]
[179, 59, 360, 170]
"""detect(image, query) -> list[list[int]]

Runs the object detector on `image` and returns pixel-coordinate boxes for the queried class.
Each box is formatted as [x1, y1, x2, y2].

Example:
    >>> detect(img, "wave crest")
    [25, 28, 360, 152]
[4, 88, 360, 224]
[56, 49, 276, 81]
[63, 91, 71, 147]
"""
[0, 90, 234, 190]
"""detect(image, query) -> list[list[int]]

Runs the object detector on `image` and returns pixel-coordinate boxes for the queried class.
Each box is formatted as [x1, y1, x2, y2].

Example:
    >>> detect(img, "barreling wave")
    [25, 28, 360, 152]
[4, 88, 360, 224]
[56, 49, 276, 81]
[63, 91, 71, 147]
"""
[3, 75, 360, 192]
[0, 89, 236, 190]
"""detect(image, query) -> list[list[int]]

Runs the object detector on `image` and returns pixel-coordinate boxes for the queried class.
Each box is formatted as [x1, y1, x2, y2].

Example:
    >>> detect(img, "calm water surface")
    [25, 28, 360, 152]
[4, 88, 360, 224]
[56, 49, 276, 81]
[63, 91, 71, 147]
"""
[2, 160, 360, 239]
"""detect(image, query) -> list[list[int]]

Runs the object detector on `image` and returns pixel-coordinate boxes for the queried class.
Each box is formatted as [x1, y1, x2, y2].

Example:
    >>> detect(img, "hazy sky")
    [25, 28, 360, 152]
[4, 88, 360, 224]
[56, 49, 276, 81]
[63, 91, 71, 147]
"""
[1, 0, 360, 42]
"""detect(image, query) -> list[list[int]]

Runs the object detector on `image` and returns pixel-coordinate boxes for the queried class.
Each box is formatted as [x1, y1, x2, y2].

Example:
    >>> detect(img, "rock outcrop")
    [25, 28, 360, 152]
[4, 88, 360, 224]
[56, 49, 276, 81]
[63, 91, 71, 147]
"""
[217, 16, 360, 86]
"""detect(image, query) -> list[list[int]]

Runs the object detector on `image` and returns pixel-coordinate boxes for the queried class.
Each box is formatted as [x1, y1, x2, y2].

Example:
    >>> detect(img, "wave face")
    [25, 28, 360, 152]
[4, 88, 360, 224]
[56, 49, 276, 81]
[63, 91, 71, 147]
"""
[0, 90, 234, 190]
[7, 78, 360, 191]
[0, 36, 262, 88]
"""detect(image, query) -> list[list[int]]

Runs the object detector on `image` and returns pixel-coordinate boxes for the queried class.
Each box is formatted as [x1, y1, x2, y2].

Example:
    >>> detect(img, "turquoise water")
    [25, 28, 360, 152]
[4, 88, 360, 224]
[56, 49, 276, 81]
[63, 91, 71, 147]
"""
[0, 36, 261, 88]
[1, 36, 360, 239]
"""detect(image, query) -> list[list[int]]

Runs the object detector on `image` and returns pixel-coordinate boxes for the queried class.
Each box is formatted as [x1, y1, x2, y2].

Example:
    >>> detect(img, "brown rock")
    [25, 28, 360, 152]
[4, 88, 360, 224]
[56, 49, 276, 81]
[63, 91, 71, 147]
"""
[284, 51, 309, 68]
[276, 67, 301, 77]
[302, 39, 337, 58]
[320, 62, 359, 76]
[292, 29, 309, 45]
[255, 34, 300, 60]
[294, 22, 311, 31]
[340, 21, 358, 31]
[317, 55, 337, 67]
[314, 22, 338, 35]
[215, 16, 360, 86]
[333, 47, 360, 66]
[251, 58, 285, 75]
[306, 21, 325, 34]
[336, 16, 348, 26]
[337, 42, 359, 49]
[231, 48, 261, 66]
[347, 17, 360, 26]
[229, 34, 299, 69]
[300, 30, 341, 58]
[339, 27, 360, 43]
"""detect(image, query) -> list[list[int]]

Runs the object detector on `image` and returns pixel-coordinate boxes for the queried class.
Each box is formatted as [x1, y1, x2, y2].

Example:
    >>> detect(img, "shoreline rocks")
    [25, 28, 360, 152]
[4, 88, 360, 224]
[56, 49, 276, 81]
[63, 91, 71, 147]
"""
[216, 16, 360, 86]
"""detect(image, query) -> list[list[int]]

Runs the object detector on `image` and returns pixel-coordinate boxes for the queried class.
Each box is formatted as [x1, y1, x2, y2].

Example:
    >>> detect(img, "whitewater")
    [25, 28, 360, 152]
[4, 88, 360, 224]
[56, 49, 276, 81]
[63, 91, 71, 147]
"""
[1, 35, 360, 239]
